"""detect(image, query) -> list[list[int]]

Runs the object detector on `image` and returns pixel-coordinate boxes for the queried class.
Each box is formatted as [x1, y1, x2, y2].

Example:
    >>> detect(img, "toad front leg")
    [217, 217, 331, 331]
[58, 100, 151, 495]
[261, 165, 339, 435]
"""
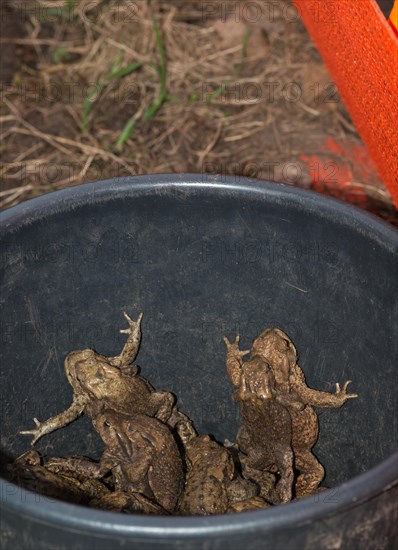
[20, 394, 87, 445]
[291, 365, 358, 408]
[108, 312, 143, 368]
[223, 335, 250, 388]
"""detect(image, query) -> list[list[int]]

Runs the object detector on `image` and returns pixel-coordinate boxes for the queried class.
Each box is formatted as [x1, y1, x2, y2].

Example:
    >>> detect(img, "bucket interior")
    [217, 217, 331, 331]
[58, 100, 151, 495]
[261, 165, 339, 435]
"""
[1, 179, 397, 492]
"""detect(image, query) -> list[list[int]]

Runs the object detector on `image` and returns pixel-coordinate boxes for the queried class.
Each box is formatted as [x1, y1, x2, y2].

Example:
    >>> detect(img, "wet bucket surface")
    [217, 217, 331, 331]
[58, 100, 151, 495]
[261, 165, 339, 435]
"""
[0, 174, 397, 549]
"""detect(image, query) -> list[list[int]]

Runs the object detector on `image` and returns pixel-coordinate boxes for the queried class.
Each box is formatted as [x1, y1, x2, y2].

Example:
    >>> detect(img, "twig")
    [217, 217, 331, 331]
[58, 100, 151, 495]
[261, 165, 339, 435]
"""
[197, 123, 223, 164]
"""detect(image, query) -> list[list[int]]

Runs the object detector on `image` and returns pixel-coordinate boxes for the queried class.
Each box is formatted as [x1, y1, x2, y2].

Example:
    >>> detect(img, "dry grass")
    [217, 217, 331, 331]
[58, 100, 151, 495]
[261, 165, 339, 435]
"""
[0, 0, 396, 223]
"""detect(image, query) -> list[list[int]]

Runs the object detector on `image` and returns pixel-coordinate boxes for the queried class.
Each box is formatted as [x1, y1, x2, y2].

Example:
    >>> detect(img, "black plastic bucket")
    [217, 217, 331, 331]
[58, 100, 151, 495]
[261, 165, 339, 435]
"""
[1, 174, 397, 549]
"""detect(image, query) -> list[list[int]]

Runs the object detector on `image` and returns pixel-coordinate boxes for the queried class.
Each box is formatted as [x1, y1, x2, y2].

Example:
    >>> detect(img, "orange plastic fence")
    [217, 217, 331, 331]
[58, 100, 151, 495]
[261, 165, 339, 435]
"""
[294, 0, 398, 208]
[389, 0, 398, 37]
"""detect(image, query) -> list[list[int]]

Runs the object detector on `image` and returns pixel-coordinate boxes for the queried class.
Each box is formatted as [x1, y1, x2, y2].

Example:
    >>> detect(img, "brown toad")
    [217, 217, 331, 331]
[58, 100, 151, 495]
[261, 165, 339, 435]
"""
[178, 434, 235, 515]
[225, 329, 358, 498]
[227, 349, 294, 504]
[90, 491, 166, 515]
[20, 313, 185, 445]
[177, 429, 268, 515]
[91, 409, 184, 514]
[226, 476, 271, 512]
[228, 496, 271, 513]
[6, 451, 109, 505]
[45, 453, 168, 515]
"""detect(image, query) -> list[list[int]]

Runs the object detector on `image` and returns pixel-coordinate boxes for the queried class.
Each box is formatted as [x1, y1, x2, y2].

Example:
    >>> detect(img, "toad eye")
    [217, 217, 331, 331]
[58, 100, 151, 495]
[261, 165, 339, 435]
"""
[283, 338, 290, 347]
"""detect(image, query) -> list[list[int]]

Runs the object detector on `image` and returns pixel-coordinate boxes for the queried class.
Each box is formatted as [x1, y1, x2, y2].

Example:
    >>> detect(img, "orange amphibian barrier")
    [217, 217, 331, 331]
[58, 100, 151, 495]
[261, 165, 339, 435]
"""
[389, 0, 398, 37]
[294, 0, 398, 208]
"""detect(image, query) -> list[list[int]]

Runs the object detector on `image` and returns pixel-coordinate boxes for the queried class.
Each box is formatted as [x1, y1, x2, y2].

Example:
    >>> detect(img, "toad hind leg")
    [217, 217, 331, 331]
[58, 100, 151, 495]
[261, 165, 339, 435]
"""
[275, 447, 294, 504]
[294, 448, 325, 498]
[151, 392, 175, 423]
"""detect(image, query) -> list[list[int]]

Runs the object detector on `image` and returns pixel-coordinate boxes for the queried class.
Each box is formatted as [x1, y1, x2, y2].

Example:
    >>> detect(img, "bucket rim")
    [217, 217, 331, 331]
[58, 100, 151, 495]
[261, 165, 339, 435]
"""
[1, 174, 397, 248]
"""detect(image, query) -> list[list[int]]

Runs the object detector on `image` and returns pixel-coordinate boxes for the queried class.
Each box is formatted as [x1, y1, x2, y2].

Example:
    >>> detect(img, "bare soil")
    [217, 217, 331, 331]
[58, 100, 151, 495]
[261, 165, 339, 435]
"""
[0, 0, 396, 224]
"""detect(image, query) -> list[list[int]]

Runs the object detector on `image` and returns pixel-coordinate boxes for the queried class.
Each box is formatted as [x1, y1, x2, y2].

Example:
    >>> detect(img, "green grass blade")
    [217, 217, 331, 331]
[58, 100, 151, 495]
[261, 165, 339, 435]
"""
[108, 62, 142, 81]
[81, 83, 104, 131]
[116, 116, 138, 149]
[206, 82, 228, 104]
[237, 26, 252, 76]
[143, 14, 168, 121]
[37, 1, 76, 21]
[154, 15, 167, 81]
[115, 10, 168, 147]
[110, 51, 124, 75]
[52, 46, 70, 64]
[241, 26, 252, 59]
[82, 62, 142, 132]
